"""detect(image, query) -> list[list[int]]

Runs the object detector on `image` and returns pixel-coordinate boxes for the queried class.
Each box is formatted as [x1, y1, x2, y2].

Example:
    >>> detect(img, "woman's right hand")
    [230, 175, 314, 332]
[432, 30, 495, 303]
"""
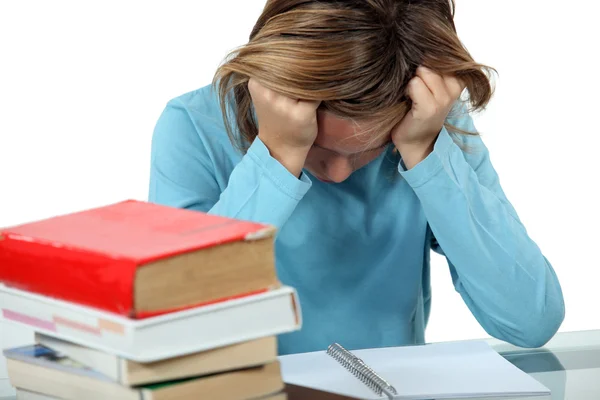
[248, 78, 321, 177]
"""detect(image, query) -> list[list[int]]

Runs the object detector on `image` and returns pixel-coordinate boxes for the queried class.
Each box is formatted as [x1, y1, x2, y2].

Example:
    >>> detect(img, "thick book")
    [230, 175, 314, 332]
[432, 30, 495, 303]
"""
[5, 344, 285, 400]
[0, 199, 278, 318]
[36, 333, 277, 386]
[0, 283, 301, 362]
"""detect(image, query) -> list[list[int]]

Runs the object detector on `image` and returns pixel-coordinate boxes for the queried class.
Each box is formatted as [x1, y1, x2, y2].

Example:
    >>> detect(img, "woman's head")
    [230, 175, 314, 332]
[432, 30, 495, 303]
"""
[213, 0, 495, 179]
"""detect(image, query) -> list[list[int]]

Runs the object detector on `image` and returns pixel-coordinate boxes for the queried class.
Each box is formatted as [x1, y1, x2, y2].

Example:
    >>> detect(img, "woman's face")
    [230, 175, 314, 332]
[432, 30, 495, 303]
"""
[303, 111, 391, 183]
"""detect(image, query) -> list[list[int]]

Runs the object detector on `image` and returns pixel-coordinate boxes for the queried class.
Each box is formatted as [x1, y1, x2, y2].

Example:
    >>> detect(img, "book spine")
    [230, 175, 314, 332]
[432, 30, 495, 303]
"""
[0, 233, 136, 316]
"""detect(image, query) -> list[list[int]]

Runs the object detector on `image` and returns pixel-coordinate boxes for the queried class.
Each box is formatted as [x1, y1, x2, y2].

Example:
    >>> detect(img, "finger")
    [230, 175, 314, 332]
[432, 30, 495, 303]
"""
[415, 66, 448, 103]
[247, 77, 265, 92]
[248, 77, 268, 99]
[407, 76, 436, 115]
[444, 75, 466, 100]
[297, 99, 322, 111]
[247, 78, 257, 95]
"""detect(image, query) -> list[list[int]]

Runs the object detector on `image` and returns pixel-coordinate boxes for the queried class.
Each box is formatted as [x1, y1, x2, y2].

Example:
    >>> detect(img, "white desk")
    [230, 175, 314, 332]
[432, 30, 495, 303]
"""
[2, 329, 600, 399]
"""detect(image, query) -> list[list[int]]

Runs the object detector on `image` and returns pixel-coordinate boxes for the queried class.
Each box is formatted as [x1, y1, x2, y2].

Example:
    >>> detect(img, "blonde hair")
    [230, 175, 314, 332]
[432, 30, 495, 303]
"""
[213, 0, 496, 152]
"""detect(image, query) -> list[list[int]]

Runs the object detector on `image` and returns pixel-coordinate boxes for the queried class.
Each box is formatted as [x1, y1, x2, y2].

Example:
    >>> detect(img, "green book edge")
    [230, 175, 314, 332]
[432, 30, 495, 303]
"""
[141, 376, 197, 390]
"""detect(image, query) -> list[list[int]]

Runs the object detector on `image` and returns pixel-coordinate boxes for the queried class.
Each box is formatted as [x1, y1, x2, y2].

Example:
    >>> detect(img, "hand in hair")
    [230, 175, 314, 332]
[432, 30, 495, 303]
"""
[392, 66, 465, 170]
[248, 78, 321, 178]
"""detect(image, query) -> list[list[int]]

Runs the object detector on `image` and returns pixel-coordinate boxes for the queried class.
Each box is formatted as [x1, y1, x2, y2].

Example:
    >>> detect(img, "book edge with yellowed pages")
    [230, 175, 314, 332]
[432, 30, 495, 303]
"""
[142, 361, 283, 400]
[5, 345, 284, 400]
[36, 332, 278, 386]
[0, 199, 279, 319]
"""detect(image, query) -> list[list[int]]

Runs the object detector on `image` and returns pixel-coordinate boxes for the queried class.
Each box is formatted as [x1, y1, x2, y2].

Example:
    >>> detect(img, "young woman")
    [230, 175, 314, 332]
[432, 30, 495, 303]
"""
[148, 0, 565, 355]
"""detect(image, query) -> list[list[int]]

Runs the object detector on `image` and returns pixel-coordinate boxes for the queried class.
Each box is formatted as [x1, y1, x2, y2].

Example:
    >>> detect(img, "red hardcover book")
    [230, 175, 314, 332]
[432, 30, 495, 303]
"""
[0, 200, 278, 318]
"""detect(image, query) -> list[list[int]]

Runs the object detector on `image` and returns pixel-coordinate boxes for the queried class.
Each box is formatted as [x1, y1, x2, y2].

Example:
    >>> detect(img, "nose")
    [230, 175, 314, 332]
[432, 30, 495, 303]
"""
[322, 156, 353, 183]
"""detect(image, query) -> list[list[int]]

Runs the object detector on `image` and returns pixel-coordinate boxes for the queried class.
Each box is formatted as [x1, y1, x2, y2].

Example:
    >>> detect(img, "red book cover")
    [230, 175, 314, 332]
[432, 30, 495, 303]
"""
[0, 200, 274, 318]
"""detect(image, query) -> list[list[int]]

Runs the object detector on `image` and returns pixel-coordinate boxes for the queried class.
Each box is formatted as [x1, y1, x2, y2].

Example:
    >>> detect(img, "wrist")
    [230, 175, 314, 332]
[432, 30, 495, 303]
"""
[259, 136, 310, 178]
[396, 141, 435, 170]
[271, 148, 309, 178]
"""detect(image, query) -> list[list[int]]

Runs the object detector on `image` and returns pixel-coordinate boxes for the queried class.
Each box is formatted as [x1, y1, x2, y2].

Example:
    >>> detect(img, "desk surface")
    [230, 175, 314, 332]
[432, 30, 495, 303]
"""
[285, 329, 600, 399]
[1, 330, 599, 400]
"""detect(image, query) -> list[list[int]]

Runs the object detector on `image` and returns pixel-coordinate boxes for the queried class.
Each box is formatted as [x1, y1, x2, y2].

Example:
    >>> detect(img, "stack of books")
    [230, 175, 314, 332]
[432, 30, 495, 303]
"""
[0, 200, 301, 399]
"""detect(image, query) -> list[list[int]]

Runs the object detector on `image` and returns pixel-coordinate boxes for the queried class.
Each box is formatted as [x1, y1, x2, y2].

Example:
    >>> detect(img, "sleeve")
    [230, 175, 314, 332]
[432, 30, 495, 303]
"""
[398, 105, 565, 348]
[148, 100, 312, 229]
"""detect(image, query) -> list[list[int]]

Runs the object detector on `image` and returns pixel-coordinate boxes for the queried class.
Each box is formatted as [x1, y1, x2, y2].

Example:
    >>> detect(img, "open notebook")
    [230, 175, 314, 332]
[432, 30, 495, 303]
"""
[279, 341, 550, 399]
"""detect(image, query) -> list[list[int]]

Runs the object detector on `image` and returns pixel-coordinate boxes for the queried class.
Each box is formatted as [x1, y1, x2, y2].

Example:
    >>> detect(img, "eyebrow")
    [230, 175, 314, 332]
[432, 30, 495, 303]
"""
[312, 141, 391, 154]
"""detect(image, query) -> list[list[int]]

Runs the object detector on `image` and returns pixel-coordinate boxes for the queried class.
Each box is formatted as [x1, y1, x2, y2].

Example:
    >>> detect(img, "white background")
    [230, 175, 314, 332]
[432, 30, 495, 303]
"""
[0, 0, 599, 396]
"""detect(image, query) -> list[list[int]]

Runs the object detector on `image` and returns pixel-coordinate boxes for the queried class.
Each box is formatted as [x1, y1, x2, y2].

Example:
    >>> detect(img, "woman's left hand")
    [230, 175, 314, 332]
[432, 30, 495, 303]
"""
[392, 66, 465, 169]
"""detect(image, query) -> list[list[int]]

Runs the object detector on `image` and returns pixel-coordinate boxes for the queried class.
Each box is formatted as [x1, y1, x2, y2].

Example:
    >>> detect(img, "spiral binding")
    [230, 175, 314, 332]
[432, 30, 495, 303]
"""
[327, 343, 398, 399]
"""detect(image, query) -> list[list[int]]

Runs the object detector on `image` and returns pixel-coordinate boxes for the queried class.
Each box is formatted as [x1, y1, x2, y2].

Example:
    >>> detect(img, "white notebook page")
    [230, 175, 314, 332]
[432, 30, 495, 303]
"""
[279, 341, 550, 399]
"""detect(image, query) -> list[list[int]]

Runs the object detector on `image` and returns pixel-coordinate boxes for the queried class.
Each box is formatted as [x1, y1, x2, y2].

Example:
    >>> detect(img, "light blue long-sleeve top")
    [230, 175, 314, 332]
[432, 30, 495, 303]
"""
[148, 84, 565, 355]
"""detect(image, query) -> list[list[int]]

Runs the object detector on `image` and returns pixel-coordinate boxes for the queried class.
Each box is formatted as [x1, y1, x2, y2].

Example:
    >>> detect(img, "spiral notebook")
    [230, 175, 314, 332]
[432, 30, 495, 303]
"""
[279, 341, 550, 399]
